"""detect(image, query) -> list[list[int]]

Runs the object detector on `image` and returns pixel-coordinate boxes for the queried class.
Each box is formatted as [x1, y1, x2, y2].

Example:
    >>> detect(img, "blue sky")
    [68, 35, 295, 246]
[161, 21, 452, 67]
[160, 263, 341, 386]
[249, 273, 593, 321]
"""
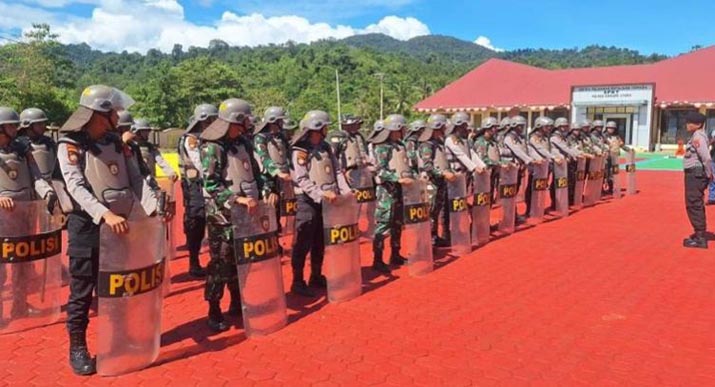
[0, 0, 712, 54]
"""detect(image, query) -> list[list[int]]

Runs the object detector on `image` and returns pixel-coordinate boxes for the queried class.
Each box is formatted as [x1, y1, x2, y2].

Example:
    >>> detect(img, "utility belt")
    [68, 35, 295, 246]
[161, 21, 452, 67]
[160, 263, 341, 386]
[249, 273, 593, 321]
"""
[684, 166, 706, 176]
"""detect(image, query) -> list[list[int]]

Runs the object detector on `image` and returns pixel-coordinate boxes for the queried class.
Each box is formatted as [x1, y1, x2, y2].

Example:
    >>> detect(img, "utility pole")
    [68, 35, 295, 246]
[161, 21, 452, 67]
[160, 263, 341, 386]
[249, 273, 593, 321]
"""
[374, 72, 386, 120]
[335, 68, 342, 131]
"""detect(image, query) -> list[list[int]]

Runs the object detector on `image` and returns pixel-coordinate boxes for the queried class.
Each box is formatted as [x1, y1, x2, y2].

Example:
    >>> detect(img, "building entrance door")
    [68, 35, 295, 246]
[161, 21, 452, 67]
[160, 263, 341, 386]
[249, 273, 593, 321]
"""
[603, 114, 632, 144]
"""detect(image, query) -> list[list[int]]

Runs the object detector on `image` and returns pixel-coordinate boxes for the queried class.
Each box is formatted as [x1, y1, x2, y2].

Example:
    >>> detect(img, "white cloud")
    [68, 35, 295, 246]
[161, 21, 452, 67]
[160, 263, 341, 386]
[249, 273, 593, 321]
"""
[474, 35, 504, 52]
[10, 0, 431, 53]
[362, 16, 429, 41]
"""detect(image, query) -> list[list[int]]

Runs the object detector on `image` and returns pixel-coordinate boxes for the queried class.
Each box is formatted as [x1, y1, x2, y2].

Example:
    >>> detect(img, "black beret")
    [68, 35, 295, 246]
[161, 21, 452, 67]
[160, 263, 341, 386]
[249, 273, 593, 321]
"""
[685, 111, 706, 125]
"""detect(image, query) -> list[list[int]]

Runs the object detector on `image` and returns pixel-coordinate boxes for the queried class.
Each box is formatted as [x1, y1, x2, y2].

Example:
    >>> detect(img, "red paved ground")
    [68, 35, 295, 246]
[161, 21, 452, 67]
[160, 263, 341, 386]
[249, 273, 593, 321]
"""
[3, 170, 715, 386]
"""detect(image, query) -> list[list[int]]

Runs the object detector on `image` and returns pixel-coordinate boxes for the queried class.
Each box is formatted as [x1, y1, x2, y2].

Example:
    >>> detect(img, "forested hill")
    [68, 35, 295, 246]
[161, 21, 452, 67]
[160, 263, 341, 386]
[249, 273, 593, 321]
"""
[0, 25, 669, 129]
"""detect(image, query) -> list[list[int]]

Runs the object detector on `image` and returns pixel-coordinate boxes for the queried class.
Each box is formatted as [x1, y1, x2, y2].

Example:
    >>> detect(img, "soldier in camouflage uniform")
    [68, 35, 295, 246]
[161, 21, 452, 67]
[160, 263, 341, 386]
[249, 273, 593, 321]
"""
[405, 120, 425, 174]
[253, 106, 292, 235]
[372, 114, 415, 272]
[290, 111, 351, 297]
[417, 114, 455, 247]
[472, 117, 502, 205]
[603, 121, 632, 195]
[199, 98, 277, 332]
[178, 104, 217, 278]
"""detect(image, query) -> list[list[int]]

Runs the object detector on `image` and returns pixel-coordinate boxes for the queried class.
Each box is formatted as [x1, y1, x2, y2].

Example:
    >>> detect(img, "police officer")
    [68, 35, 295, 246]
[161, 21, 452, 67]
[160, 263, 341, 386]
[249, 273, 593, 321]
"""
[199, 98, 276, 331]
[254, 106, 293, 237]
[57, 85, 159, 375]
[405, 120, 426, 174]
[131, 119, 177, 180]
[472, 117, 502, 204]
[178, 104, 217, 278]
[445, 112, 487, 187]
[290, 110, 350, 296]
[527, 117, 563, 214]
[603, 121, 631, 195]
[566, 122, 595, 204]
[417, 114, 455, 247]
[682, 112, 712, 248]
[372, 114, 414, 272]
[550, 118, 584, 207]
[0, 107, 56, 327]
[17, 108, 59, 183]
[328, 114, 370, 188]
[501, 116, 540, 220]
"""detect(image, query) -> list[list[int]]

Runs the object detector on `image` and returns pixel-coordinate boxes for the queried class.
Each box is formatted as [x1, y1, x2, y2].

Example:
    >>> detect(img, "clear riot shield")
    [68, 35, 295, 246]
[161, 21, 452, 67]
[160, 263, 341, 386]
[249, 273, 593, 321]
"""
[402, 180, 433, 277]
[323, 195, 362, 303]
[156, 177, 176, 296]
[232, 202, 287, 338]
[529, 162, 550, 223]
[573, 157, 586, 210]
[471, 170, 491, 246]
[279, 179, 297, 248]
[0, 201, 63, 335]
[611, 153, 622, 199]
[498, 165, 519, 234]
[447, 173, 471, 255]
[625, 151, 637, 195]
[584, 155, 604, 207]
[97, 210, 165, 376]
[350, 168, 376, 239]
[553, 161, 569, 217]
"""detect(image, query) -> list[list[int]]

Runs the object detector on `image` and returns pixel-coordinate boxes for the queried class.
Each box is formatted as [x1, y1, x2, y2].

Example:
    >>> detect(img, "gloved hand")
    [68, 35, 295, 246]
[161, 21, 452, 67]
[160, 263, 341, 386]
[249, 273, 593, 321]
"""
[46, 192, 59, 214]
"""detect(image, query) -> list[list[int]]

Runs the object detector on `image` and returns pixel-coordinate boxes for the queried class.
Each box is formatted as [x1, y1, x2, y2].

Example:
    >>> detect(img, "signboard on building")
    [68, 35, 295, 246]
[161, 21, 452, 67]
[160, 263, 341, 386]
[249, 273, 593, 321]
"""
[571, 83, 655, 149]
[572, 84, 654, 106]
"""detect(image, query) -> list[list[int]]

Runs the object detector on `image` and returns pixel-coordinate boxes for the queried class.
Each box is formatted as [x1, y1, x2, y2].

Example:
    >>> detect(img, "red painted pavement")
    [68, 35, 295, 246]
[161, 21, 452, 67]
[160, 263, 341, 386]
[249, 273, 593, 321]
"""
[2, 170, 715, 386]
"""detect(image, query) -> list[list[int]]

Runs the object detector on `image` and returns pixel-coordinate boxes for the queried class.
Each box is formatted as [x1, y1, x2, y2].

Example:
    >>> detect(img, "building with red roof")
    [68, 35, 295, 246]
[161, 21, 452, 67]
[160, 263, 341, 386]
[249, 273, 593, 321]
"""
[415, 46, 715, 150]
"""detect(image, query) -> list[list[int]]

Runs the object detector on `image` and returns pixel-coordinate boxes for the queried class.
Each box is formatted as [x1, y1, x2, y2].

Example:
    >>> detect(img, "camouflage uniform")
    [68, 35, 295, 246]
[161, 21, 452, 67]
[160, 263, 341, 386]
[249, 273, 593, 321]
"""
[253, 117, 290, 231]
[472, 133, 501, 204]
[372, 114, 414, 268]
[200, 98, 271, 331]
[418, 128, 451, 244]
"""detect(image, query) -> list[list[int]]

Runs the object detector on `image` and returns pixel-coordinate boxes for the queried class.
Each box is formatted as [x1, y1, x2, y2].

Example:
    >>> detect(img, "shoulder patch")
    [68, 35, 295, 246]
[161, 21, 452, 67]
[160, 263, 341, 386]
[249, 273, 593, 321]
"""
[66, 143, 80, 165]
[296, 150, 308, 166]
[187, 136, 198, 150]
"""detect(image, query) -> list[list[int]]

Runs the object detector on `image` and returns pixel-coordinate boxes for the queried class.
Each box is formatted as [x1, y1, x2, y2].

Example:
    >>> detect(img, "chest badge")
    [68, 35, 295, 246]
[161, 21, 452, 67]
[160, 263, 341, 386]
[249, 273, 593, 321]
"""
[260, 215, 270, 232]
[324, 165, 332, 174]
[242, 160, 251, 171]
[108, 162, 120, 176]
[7, 168, 18, 180]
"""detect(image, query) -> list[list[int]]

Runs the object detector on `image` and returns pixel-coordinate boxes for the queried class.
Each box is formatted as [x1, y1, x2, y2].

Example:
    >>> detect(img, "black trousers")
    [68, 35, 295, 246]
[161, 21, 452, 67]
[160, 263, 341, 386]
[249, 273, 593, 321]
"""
[525, 170, 535, 216]
[430, 178, 449, 240]
[65, 212, 100, 334]
[567, 161, 578, 205]
[290, 194, 324, 283]
[685, 171, 709, 233]
[181, 178, 206, 263]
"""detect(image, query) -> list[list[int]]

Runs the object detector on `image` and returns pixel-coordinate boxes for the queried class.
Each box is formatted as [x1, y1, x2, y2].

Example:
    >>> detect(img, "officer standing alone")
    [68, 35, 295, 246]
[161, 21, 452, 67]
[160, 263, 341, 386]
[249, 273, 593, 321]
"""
[682, 112, 712, 248]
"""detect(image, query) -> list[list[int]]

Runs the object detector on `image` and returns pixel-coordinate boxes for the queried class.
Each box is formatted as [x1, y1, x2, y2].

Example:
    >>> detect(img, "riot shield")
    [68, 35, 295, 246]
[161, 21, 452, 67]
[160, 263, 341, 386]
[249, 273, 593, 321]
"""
[447, 174, 471, 255]
[322, 195, 362, 303]
[471, 170, 491, 246]
[584, 155, 604, 207]
[232, 202, 287, 338]
[0, 201, 62, 335]
[625, 151, 637, 195]
[156, 177, 176, 296]
[97, 210, 165, 375]
[611, 153, 622, 199]
[572, 157, 586, 210]
[279, 179, 296, 248]
[498, 165, 519, 234]
[402, 180, 433, 277]
[351, 168, 376, 239]
[552, 161, 569, 217]
[529, 162, 549, 223]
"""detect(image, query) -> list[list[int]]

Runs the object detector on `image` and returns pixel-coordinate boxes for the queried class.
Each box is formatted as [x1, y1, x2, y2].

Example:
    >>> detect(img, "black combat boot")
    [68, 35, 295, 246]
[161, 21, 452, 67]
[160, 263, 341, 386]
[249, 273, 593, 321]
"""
[291, 281, 316, 297]
[683, 232, 708, 249]
[308, 274, 327, 289]
[372, 250, 391, 274]
[69, 332, 96, 376]
[188, 255, 206, 278]
[207, 301, 229, 332]
[389, 249, 407, 266]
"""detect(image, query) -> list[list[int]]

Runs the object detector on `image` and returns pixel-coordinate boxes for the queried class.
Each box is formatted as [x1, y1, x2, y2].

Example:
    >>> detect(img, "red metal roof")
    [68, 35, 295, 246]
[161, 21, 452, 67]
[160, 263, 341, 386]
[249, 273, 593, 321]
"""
[415, 45, 715, 111]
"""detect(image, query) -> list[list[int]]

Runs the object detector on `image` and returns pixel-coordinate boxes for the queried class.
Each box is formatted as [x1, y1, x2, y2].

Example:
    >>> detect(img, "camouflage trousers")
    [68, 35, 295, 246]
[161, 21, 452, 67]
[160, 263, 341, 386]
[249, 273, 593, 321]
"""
[204, 222, 239, 303]
[373, 182, 404, 254]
